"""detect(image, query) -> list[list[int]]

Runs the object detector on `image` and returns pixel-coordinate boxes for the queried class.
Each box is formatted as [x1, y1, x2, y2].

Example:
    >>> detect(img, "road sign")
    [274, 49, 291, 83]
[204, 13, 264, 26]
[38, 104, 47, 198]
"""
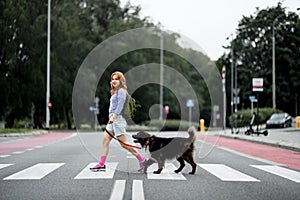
[249, 95, 256, 100]
[253, 78, 263, 92]
[89, 106, 94, 112]
[233, 88, 240, 95]
[164, 105, 169, 115]
[233, 97, 240, 104]
[186, 99, 195, 108]
[222, 65, 226, 79]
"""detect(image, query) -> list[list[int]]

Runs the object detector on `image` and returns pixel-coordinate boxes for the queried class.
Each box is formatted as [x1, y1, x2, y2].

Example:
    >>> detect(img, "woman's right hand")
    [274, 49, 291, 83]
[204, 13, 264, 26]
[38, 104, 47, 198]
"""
[108, 114, 116, 124]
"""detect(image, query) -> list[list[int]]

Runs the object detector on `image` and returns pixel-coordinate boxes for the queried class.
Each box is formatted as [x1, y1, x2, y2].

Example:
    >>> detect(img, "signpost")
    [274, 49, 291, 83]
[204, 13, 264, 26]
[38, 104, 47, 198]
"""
[252, 78, 263, 132]
[252, 78, 263, 92]
[186, 99, 195, 127]
[89, 97, 100, 131]
[248, 95, 257, 116]
[222, 65, 226, 130]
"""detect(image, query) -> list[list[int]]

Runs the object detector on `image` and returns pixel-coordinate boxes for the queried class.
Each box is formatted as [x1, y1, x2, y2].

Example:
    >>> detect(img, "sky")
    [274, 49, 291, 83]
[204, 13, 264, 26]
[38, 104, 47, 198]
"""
[120, 0, 299, 60]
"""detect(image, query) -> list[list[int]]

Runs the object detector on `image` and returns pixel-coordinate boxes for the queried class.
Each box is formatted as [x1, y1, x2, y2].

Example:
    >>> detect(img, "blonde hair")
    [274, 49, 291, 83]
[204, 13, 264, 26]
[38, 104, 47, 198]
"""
[110, 71, 127, 95]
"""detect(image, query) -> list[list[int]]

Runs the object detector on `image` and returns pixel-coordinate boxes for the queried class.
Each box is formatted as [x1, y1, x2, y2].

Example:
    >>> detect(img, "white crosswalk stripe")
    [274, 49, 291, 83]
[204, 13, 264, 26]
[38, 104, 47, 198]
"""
[251, 165, 300, 183]
[74, 162, 118, 179]
[147, 163, 186, 180]
[198, 164, 260, 182]
[132, 180, 145, 200]
[3, 163, 65, 180]
[109, 180, 126, 200]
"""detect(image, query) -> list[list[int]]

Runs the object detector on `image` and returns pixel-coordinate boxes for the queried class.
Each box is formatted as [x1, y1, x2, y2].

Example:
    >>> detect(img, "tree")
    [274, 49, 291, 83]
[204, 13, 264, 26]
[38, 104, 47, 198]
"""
[217, 3, 300, 117]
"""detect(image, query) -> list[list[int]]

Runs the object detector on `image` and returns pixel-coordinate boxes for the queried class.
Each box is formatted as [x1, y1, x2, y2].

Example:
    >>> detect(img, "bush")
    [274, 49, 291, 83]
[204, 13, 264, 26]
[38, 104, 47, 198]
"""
[229, 107, 283, 126]
[145, 119, 199, 131]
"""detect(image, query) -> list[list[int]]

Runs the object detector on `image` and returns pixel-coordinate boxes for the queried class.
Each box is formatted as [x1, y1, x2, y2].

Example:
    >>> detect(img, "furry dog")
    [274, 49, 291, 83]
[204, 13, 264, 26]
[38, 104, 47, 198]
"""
[132, 127, 197, 174]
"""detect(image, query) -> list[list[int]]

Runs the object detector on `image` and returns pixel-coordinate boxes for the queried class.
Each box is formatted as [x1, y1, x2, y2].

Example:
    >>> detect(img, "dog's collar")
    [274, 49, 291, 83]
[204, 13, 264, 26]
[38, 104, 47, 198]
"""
[144, 138, 150, 148]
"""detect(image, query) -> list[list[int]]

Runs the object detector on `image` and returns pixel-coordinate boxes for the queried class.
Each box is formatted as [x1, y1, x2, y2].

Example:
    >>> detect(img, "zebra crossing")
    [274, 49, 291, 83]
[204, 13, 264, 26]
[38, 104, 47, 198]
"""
[1, 161, 300, 183]
[0, 162, 300, 183]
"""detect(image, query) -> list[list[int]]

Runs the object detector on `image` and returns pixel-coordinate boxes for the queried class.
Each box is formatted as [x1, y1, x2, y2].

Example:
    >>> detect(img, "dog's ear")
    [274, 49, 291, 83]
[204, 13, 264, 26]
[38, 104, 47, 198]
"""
[137, 131, 151, 138]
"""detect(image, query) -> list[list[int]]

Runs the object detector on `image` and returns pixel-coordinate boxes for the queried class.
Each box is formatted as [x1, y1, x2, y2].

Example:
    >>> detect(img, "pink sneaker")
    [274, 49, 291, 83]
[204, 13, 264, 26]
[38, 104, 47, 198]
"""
[138, 159, 145, 172]
[90, 164, 106, 172]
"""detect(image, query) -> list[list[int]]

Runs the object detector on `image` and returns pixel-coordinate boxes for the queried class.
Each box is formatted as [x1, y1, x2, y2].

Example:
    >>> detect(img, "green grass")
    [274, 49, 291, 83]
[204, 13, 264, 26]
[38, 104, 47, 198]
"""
[0, 128, 39, 134]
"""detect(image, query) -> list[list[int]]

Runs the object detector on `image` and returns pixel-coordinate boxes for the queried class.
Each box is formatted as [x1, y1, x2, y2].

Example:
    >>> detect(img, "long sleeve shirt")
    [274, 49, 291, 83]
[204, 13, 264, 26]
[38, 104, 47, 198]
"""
[108, 88, 126, 115]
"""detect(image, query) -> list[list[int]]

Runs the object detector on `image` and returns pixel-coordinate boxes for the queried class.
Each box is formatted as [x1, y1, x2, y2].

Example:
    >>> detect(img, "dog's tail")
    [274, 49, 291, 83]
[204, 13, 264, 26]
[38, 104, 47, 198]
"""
[188, 126, 196, 142]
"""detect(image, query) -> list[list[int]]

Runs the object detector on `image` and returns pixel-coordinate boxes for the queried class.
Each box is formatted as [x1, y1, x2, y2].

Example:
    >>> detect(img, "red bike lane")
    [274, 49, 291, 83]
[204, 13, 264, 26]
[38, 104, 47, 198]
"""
[199, 135, 300, 171]
[0, 132, 75, 156]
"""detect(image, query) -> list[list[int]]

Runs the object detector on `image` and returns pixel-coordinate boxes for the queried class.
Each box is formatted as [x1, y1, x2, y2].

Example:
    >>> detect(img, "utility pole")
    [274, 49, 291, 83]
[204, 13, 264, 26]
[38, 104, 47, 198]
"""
[46, 0, 51, 129]
[159, 31, 164, 120]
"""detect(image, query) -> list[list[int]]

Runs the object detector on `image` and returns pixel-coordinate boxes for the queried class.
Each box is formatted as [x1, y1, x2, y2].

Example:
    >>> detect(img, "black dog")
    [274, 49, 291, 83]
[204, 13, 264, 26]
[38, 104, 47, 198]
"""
[132, 127, 197, 174]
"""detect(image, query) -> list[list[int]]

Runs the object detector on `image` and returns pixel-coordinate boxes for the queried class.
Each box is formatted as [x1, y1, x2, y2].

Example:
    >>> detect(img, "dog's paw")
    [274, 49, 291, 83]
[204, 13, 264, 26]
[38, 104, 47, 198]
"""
[153, 168, 163, 174]
[174, 169, 180, 173]
[189, 171, 195, 175]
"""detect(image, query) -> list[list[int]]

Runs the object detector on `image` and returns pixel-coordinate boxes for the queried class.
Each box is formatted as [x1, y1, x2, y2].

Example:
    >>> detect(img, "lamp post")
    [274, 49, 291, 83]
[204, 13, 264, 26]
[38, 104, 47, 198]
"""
[46, 0, 51, 129]
[226, 34, 235, 132]
[272, 14, 284, 109]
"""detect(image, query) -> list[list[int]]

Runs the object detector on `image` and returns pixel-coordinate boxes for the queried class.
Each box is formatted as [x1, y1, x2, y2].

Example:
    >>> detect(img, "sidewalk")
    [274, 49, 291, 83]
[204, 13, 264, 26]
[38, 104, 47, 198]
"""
[208, 127, 300, 152]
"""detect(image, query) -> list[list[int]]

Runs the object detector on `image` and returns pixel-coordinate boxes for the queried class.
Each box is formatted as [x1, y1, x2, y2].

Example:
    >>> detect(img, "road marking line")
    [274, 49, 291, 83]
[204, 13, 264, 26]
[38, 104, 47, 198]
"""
[198, 164, 260, 182]
[3, 163, 65, 180]
[109, 180, 126, 200]
[132, 180, 145, 200]
[74, 162, 118, 179]
[127, 155, 135, 158]
[147, 163, 186, 180]
[0, 155, 11, 158]
[12, 151, 25, 154]
[251, 165, 300, 183]
[0, 164, 13, 170]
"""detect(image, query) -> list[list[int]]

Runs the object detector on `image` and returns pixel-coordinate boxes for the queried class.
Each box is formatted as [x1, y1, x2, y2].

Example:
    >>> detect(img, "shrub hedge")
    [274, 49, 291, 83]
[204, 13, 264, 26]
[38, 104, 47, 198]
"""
[229, 107, 283, 127]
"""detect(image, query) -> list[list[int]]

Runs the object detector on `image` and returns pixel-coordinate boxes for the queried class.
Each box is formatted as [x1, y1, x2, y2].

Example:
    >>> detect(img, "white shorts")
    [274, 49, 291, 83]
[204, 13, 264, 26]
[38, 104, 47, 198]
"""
[106, 113, 127, 137]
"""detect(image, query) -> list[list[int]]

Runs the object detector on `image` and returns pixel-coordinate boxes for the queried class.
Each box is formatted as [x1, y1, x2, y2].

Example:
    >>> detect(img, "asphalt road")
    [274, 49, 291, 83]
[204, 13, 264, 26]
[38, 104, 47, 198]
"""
[0, 131, 299, 200]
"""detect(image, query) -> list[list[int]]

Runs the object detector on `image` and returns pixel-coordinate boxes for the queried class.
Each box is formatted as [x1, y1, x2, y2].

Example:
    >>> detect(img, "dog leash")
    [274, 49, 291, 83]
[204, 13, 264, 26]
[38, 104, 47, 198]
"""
[104, 128, 142, 149]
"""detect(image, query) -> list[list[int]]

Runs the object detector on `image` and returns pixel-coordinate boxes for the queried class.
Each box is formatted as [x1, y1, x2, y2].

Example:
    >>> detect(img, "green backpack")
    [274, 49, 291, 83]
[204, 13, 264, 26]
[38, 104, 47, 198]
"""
[122, 94, 139, 119]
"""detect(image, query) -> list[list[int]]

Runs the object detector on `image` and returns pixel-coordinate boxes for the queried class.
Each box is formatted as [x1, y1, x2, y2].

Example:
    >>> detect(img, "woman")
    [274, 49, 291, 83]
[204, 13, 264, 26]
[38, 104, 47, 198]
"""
[90, 71, 145, 172]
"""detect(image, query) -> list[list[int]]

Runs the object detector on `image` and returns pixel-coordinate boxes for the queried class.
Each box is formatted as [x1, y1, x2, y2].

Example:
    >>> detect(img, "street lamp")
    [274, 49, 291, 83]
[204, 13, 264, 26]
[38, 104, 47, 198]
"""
[226, 34, 235, 132]
[272, 14, 284, 109]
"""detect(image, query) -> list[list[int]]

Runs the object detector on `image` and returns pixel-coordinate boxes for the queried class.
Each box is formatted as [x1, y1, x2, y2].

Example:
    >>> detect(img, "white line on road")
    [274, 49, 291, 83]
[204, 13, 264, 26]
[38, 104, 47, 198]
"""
[109, 180, 126, 200]
[132, 180, 145, 200]
[0, 164, 13, 170]
[74, 162, 118, 179]
[251, 165, 300, 183]
[12, 151, 25, 154]
[3, 163, 65, 180]
[0, 155, 11, 158]
[147, 163, 186, 180]
[198, 164, 260, 182]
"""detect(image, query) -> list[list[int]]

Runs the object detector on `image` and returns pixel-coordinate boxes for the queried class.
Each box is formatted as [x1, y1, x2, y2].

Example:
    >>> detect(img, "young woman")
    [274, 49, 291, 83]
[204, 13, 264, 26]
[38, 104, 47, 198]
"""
[90, 71, 145, 172]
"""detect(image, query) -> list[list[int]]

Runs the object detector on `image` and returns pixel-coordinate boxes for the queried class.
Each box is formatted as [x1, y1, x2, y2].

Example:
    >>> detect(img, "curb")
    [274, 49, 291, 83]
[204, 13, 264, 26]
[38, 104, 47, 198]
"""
[219, 134, 300, 152]
[0, 130, 49, 137]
